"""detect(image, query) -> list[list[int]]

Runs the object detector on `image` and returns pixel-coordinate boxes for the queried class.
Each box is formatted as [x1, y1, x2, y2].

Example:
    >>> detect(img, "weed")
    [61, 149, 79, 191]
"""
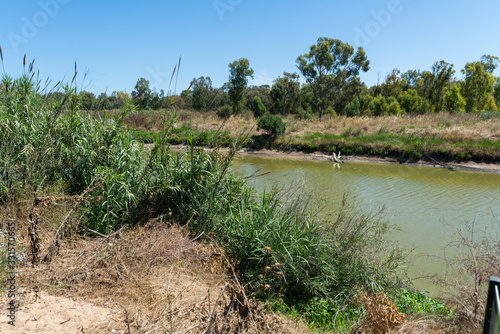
[342, 126, 364, 137]
[378, 124, 390, 134]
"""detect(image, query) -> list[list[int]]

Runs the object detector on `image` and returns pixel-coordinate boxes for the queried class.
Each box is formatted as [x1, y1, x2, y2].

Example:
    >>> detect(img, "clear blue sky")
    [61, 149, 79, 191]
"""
[1, 0, 499, 95]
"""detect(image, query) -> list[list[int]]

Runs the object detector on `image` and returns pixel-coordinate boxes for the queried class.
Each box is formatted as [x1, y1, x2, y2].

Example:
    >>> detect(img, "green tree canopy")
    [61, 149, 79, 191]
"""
[381, 69, 404, 100]
[228, 58, 254, 114]
[270, 82, 286, 114]
[401, 70, 421, 91]
[480, 54, 499, 73]
[131, 78, 152, 110]
[296, 37, 369, 120]
[273, 72, 301, 114]
[462, 61, 497, 111]
[444, 84, 466, 112]
[420, 61, 455, 112]
[191, 76, 213, 111]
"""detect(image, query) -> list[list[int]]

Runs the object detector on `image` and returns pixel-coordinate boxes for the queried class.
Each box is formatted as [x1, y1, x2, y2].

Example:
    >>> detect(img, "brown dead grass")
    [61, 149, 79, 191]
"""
[133, 109, 500, 143]
[356, 292, 408, 334]
[1, 201, 312, 334]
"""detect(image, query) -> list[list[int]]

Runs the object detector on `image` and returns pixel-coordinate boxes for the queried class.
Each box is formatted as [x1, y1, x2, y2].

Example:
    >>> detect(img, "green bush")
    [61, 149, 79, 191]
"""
[257, 114, 286, 136]
[296, 107, 313, 120]
[216, 105, 232, 119]
[345, 98, 361, 117]
[252, 96, 266, 118]
[388, 100, 402, 115]
[370, 95, 389, 116]
[323, 106, 337, 117]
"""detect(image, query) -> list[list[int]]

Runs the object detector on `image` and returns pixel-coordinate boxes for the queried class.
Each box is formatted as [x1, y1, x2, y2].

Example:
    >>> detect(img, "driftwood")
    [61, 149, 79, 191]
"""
[425, 153, 455, 171]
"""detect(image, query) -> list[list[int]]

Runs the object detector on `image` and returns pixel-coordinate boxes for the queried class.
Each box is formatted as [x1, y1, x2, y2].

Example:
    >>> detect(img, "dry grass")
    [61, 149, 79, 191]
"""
[354, 292, 480, 334]
[131, 110, 500, 143]
[356, 292, 408, 334]
[1, 200, 312, 334]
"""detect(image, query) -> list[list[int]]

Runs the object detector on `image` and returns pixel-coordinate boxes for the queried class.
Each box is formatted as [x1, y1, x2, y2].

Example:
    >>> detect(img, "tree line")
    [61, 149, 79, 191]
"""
[75, 37, 500, 121]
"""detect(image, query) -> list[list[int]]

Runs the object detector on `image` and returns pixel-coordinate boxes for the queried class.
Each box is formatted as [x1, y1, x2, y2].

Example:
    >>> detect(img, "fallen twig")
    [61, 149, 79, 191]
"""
[204, 283, 228, 334]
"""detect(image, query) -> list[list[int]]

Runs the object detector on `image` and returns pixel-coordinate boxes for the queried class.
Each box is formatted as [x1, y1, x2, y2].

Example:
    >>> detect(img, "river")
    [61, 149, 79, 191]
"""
[230, 154, 500, 294]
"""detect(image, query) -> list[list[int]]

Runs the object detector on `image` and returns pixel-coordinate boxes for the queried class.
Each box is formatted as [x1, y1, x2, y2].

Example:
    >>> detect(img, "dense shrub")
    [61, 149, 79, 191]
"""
[257, 114, 286, 136]
[370, 95, 389, 116]
[388, 100, 402, 115]
[216, 104, 232, 119]
[345, 97, 361, 116]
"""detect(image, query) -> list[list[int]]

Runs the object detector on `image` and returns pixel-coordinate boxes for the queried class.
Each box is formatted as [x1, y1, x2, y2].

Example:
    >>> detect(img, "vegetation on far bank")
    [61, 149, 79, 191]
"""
[128, 109, 500, 163]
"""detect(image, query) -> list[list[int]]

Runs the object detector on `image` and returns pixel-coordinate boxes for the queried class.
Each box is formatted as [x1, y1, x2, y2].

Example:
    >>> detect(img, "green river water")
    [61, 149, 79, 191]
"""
[230, 155, 500, 294]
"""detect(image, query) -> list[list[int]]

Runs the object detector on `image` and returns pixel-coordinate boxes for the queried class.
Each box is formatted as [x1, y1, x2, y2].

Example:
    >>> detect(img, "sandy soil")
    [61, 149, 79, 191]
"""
[0, 291, 124, 333]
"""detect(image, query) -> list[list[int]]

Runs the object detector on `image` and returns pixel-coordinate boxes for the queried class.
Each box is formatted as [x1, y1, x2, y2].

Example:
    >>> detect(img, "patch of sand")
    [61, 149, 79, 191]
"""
[0, 292, 124, 333]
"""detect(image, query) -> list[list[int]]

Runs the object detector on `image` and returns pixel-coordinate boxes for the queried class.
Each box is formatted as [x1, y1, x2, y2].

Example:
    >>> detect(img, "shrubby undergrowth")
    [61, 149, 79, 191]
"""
[0, 62, 447, 331]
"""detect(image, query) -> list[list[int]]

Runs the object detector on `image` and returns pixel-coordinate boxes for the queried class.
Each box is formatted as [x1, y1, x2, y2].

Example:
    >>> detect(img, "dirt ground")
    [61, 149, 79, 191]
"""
[0, 291, 122, 333]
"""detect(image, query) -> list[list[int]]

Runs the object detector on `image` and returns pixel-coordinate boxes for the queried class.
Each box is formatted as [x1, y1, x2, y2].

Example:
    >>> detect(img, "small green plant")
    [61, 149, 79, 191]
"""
[257, 114, 286, 137]
[392, 289, 453, 317]
[454, 151, 472, 161]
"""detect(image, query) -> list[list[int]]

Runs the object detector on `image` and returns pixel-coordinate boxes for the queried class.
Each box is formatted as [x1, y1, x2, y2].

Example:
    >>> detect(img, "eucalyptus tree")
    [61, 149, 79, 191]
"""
[131, 77, 152, 110]
[270, 82, 286, 114]
[401, 69, 421, 91]
[191, 76, 213, 111]
[420, 61, 455, 112]
[480, 54, 499, 73]
[462, 61, 497, 111]
[381, 69, 404, 101]
[296, 37, 369, 120]
[228, 58, 254, 114]
[272, 72, 301, 114]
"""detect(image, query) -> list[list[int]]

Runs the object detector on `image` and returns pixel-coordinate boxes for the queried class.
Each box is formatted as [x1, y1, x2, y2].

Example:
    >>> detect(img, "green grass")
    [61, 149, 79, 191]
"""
[281, 131, 499, 161]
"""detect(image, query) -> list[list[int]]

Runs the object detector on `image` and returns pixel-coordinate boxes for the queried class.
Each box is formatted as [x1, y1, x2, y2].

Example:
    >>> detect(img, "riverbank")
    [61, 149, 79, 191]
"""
[169, 144, 500, 174]
[130, 109, 500, 170]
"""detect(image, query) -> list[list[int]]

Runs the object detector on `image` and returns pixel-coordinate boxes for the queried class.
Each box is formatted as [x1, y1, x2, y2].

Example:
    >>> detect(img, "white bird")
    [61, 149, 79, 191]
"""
[332, 151, 343, 163]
